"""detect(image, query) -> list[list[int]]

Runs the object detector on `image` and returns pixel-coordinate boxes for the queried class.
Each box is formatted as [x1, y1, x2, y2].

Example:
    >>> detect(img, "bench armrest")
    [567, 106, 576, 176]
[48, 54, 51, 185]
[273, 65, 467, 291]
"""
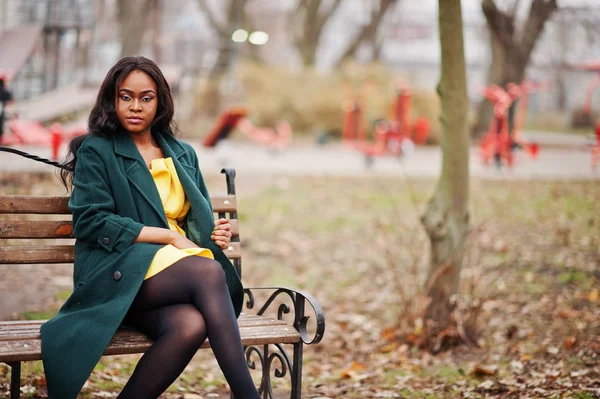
[243, 287, 325, 345]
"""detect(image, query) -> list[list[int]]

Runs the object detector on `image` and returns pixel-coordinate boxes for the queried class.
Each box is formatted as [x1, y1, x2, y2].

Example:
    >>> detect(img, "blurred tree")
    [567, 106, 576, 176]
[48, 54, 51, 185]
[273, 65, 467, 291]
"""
[420, 0, 469, 352]
[117, 0, 155, 58]
[196, 0, 260, 77]
[195, 0, 252, 115]
[473, 0, 558, 136]
[334, 0, 399, 67]
[292, 0, 344, 66]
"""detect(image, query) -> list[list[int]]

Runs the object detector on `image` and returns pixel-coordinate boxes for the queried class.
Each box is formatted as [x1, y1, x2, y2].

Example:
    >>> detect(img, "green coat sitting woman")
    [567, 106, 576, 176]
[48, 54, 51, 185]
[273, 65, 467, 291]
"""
[40, 56, 261, 399]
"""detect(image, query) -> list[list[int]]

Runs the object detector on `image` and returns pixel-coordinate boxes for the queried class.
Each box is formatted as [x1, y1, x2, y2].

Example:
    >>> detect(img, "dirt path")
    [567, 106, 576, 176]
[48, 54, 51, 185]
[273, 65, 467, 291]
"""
[2, 132, 597, 180]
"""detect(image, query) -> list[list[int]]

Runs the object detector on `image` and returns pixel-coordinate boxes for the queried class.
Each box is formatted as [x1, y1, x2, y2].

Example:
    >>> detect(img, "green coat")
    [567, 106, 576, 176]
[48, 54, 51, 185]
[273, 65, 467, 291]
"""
[40, 131, 243, 399]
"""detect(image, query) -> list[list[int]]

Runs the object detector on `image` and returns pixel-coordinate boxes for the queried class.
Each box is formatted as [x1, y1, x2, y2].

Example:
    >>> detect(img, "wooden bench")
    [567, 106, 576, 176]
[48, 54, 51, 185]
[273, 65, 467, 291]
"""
[0, 168, 325, 399]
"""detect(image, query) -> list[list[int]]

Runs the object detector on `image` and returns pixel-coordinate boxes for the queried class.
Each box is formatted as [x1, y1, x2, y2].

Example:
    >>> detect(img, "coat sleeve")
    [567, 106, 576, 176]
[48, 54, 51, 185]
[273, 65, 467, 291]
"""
[69, 144, 144, 252]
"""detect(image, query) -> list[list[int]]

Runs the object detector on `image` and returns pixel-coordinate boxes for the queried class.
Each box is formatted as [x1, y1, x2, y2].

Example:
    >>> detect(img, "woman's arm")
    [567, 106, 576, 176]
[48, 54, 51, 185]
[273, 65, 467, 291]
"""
[70, 144, 145, 252]
[135, 226, 198, 249]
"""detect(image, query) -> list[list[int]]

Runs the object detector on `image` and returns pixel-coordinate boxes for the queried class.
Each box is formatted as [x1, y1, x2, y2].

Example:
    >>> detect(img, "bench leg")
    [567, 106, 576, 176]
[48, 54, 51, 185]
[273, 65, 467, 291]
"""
[10, 362, 21, 399]
[291, 343, 303, 399]
[245, 344, 302, 399]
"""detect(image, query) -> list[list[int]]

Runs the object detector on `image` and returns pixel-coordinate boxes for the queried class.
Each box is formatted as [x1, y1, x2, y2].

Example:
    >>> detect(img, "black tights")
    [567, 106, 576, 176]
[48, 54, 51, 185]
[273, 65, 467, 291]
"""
[118, 256, 259, 399]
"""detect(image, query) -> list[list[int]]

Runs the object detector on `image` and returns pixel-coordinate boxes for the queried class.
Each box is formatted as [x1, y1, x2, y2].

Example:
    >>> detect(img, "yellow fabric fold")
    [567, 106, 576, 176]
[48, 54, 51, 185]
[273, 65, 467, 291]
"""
[145, 157, 213, 280]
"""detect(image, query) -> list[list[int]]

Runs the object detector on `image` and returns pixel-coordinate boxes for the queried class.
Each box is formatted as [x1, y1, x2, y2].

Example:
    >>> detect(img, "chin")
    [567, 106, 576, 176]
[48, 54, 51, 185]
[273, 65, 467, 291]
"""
[128, 128, 151, 135]
[123, 124, 152, 135]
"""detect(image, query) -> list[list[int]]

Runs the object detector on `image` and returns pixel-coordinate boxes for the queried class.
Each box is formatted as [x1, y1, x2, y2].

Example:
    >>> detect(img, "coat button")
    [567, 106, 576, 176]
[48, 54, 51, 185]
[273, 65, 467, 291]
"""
[102, 237, 110, 245]
[113, 271, 122, 281]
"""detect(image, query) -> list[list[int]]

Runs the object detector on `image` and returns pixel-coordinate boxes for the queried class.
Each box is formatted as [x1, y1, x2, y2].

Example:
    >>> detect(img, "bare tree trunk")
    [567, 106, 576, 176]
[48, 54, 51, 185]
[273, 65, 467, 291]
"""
[473, 25, 506, 135]
[117, 0, 154, 58]
[195, 0, 248, 115]
[420, 0, 469, 353]
[472, 0, 558, 137]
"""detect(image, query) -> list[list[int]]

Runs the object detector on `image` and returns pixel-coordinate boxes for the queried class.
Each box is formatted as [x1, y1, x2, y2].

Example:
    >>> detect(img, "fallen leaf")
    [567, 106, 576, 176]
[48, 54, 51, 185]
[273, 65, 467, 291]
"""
[340, 361, 367, 380]
[587, 288, 598, 302]
[558, 308, 579, 319]
[379, 342, 399, 353]
[470, 364, 498, 377]
[547, 346, 559, 355]
[564, 336, 577, 350]
[381, 327, 398, 342]
[505, 325, 518, 340]
[520, 354, 533, 361]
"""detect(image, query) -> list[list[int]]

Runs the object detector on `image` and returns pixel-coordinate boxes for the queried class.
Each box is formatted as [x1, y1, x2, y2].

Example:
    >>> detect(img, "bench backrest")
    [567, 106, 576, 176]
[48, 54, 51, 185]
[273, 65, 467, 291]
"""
[0, 190, 243, 276]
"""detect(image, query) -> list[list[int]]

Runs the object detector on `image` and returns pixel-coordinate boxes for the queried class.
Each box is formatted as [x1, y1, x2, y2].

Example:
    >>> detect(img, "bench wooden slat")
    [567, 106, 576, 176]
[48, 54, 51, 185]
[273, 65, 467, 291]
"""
[211, 196, 238, 213]
[0, 322, 300, 363]
[0, 220, 239, 239]
[0, 197, 70, 214]
[0, 221, 73, 238]
[0, 242, 241, 264]
[0, 316, 286, 338]
[0, 245, 75, 264]
[0, 196, 237, 214]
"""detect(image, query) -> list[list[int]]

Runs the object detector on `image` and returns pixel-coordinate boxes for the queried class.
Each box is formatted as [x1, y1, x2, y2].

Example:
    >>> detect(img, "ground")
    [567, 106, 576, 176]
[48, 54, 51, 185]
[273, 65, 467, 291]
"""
[0, 139, 599, 398]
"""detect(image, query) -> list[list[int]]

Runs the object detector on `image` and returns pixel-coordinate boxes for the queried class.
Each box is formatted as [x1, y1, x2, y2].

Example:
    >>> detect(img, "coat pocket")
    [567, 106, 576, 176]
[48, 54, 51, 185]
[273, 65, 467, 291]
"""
[77, 247, 103, 284]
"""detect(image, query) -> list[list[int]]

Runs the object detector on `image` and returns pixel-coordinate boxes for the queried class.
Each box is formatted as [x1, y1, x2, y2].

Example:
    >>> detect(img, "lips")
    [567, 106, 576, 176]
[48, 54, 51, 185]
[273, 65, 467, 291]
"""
[126, 116, 143, 124]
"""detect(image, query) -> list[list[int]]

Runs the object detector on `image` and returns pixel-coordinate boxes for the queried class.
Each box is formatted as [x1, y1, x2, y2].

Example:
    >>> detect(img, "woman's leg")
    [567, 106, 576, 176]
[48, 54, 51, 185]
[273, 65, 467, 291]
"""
[125, 256, 259, 399]
[118, 304, 207, 398]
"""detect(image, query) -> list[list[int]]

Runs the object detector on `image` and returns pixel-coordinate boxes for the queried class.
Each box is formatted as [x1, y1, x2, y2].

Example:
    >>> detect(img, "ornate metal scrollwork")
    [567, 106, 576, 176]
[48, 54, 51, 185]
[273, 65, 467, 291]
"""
[243, 287, 325, 345]
[245, 344, 294, 398]
[243, 286, 325, 398]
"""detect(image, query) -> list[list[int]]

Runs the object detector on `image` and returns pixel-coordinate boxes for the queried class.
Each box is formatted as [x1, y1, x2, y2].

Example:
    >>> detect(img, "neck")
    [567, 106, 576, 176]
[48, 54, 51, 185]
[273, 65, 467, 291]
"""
[129, 130, 155, 148]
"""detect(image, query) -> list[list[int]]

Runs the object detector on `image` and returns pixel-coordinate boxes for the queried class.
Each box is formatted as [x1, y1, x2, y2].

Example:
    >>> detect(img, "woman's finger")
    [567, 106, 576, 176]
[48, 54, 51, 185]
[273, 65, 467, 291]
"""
[215, 218, 229, 226]
[212, 235, 230, 244]
[213, 229, 231, 237]
[215, 239, 229, 249]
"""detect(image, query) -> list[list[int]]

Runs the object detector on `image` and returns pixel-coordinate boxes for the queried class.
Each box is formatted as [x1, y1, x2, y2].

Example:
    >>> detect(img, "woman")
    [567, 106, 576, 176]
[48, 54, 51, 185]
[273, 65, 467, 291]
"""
[40, 56, 260, 399]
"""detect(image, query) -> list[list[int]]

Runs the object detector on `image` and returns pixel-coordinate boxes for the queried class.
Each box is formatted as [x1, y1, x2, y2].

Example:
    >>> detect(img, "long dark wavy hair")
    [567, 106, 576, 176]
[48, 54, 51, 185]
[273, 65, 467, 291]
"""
[60, 56, 176, 189]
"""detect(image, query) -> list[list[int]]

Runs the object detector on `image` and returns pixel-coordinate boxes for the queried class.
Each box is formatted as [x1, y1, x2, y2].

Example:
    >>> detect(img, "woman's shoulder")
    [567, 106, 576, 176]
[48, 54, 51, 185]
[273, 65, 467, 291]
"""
[172, 137, 198, 161]
[78, 134, 113, 152]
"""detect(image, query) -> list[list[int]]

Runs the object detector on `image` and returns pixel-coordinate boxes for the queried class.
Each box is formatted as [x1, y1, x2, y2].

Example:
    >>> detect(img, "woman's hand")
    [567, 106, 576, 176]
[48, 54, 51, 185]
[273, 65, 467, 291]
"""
[211, 218, 232, 250]
[169, 231, 200, 250]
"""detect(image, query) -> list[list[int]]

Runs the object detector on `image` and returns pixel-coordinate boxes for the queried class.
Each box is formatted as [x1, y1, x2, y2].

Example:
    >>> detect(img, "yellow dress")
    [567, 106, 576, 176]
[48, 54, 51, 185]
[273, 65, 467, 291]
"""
[144, 157, 214, 280]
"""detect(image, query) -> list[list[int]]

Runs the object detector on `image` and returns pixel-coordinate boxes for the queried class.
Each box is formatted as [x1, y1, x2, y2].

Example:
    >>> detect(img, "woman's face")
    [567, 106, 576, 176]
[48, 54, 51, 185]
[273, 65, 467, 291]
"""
[116, 70, 158, 135]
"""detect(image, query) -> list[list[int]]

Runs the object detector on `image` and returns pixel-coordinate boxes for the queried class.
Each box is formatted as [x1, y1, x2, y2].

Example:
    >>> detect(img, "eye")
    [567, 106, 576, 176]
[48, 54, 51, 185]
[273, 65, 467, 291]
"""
[142, 96, 154, 102]
[120, 95, 131, 101]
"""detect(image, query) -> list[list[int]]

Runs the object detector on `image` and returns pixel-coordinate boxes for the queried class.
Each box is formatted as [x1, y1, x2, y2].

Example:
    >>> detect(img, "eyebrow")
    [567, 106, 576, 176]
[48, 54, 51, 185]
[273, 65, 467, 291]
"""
[118, 88, 156, 95]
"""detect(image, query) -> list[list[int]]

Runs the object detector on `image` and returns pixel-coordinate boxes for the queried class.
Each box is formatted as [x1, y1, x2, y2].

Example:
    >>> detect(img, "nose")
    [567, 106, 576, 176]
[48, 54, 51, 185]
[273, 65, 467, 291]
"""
[130, 99, 142, 111]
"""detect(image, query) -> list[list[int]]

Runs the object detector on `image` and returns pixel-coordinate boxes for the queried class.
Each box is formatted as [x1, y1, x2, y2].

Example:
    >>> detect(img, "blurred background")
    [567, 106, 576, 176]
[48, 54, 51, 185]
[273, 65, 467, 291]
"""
[2, 0, 600, 141]
[1, 1, 600, 398]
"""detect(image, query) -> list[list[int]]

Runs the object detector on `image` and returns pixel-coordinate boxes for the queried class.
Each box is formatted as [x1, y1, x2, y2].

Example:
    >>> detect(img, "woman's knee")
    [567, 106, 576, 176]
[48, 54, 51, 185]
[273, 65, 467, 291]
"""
[184, 257, 226, 286]
[169, 306, 207, 348]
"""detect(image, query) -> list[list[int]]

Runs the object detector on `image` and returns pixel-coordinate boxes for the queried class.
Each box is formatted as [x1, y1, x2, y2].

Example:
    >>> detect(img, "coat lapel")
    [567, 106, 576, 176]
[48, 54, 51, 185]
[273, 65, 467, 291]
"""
[113, 133, 168, 227]
[155, 133, 213, 223]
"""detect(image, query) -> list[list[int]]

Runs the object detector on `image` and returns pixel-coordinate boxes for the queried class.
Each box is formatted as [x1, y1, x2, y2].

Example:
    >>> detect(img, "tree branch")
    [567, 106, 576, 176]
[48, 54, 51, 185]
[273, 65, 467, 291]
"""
[335, 0, 398, 66]
[518, 0, 558, 60]
[509, 0, 522, 18]
[482, 0, 515, 50]
[196, 0, 228, 37]
[315, 0, 343, 35]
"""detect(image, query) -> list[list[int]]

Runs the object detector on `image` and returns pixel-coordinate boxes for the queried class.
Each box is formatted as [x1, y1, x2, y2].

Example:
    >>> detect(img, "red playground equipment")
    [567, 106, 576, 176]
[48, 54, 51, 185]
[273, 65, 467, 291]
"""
[0, 71, 88, 160]
[1, 116, 87, 161]
[478, 81, 541, 168]
[574, 62, 600, 170]
[202, 107, 292, 151]
[342, 82, 430, 166]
